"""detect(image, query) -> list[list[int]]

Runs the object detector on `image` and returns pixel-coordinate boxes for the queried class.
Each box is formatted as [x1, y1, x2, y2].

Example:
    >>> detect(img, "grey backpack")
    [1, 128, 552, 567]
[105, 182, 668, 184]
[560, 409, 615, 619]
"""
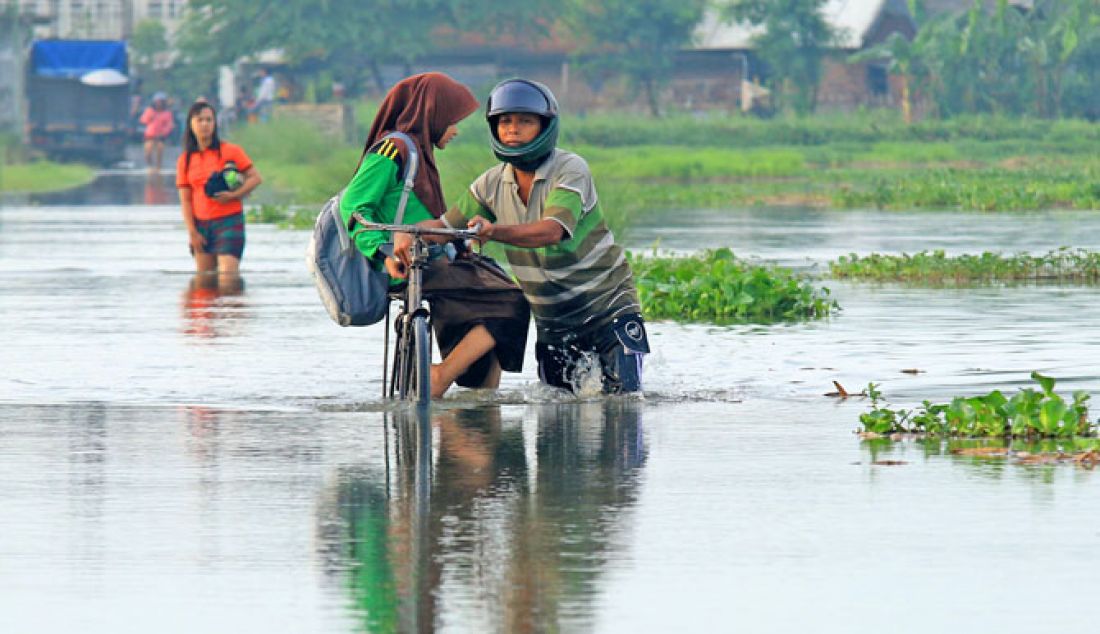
[306, 131, 419, 326]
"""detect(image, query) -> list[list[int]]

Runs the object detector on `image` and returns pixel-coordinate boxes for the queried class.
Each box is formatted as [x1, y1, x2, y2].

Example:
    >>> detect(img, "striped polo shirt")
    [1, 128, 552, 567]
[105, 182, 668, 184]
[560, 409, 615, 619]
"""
[443, 149, 640, 338]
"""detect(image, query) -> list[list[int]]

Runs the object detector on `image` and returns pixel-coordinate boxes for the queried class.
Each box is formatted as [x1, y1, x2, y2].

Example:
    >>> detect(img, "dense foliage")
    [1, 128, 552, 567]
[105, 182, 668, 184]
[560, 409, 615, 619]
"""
[857, 0, 1100, 120]
[628, 248, 838, 324]
[724, 0, 835, 114]
[859, 373, 1094, 438]
[238, 112, 1099, 232]
[562, 0, 708, 116]
[830, 248, 1100, 283]
[559, 112, 1100, 147]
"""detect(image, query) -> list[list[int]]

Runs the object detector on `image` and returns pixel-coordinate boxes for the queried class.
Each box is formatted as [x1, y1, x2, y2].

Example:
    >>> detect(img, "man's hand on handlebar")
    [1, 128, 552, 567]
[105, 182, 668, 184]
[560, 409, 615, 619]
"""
[468, 218, 493, 244]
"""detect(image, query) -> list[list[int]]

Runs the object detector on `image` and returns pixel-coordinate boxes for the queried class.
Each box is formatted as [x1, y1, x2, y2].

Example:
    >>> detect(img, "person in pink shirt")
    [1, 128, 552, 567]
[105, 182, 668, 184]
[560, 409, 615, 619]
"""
[140, 92, 175, 172]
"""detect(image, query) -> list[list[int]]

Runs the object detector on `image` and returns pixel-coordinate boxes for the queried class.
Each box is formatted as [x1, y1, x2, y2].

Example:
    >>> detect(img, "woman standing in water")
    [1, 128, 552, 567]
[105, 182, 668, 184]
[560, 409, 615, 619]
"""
[340, 73, 529, 398]
[176, 101, 262, 274]
[140, 92, 174, 172]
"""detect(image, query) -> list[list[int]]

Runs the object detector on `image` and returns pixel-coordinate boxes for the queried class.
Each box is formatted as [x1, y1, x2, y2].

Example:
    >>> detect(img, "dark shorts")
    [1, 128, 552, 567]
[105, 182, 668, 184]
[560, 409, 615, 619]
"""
[421, 254, 531, 388]
[536, 313, 650, 395]
[191, 212, 245, 259]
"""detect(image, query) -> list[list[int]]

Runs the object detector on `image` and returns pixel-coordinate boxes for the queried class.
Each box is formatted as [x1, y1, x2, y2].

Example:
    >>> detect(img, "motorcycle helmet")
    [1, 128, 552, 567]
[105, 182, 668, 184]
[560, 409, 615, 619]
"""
[486, 79, 559, 171]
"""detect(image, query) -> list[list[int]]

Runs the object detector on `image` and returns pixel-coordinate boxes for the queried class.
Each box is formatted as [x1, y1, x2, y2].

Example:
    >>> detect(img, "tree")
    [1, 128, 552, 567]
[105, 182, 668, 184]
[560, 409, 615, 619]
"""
[724, 0, 835, 115]
[174, 0, 560, 98]
[130, 19, 167, 83]
[175, 0, 449, 97]
[1019, 0, 1098, 117]
[561, 0, 708, 117]
[901, 0, 1099, 119]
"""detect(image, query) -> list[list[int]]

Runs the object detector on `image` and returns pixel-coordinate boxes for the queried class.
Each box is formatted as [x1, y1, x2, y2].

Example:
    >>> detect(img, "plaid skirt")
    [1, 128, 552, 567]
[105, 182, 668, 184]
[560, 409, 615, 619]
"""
[191, 212, 245, 258]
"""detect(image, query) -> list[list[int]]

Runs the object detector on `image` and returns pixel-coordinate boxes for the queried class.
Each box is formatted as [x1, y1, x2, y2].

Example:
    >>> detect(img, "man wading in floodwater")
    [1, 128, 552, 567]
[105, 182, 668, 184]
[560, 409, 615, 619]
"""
[395, 79, 650, 394]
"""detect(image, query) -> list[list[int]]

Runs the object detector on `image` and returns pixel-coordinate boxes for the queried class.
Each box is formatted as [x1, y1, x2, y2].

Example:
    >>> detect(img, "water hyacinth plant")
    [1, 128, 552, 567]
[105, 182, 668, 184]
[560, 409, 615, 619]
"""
[629, 248, 838, 324]
[830, 248, 1100, 284]
[859, 372, 1094, 439]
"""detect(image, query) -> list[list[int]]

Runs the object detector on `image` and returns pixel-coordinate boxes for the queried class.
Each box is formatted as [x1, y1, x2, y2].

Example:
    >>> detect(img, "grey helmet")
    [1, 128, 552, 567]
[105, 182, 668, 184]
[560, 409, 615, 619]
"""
[486, 79, 559, 172]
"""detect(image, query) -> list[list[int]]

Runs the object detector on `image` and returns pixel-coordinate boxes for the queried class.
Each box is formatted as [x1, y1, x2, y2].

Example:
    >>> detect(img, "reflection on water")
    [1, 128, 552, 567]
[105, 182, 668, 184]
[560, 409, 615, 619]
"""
[10, 172, 177, 207]
[629, 207, 1100, 270]
[862, 434, 1100, 481]
[318, 401, 646, 633]
[8, 190, 1100, 631]
[143, 171, 174, 206]
[182, 273, 249, 339]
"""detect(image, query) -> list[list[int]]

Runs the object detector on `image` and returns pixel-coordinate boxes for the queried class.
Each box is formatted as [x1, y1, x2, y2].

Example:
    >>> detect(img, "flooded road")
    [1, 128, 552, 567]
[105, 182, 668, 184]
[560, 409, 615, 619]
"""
[3, 178, 1100, 632]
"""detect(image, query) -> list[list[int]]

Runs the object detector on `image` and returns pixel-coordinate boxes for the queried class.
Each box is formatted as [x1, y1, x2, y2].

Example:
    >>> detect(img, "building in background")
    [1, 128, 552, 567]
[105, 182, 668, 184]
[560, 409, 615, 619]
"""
[0, 0, 185, 39]
[923, 0, 1034, 16]
[688, 0, 917, 113]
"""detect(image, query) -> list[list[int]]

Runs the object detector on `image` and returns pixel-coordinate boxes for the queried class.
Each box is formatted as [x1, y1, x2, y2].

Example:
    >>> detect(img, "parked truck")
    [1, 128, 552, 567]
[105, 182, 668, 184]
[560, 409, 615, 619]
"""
[26, 39, 131, 165]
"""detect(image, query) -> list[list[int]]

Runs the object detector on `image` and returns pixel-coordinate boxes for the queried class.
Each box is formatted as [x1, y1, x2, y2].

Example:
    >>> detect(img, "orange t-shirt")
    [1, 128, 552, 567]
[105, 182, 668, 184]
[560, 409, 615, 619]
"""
[176, 142, 253, 221]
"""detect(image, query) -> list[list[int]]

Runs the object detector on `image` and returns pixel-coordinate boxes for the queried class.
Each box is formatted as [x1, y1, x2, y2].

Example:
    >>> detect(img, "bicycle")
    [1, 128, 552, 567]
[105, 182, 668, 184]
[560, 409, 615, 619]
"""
[353, 218, 482, 406]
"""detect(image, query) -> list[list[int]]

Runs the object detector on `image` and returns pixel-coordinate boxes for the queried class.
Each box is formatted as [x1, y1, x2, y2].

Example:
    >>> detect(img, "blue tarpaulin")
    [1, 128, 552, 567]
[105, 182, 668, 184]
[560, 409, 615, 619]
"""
[30, 40, 128, 78]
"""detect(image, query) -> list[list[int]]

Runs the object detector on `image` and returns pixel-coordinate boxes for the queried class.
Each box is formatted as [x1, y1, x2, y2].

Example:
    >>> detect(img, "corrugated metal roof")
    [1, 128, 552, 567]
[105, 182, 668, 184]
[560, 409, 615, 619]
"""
[695, 0, 913, 50]
[925, 0, 1033, 14]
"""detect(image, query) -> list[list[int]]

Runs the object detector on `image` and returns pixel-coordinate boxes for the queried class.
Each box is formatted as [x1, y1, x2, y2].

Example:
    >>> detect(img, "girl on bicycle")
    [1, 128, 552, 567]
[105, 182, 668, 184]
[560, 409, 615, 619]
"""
[397, 79, 649, 395]
[340, 73, 530, 398]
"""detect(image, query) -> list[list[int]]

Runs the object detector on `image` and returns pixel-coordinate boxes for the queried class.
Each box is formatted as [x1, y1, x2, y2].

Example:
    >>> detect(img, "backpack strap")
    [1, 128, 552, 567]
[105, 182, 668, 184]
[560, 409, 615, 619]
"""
[381, 131, 418, 225]
[346, 132, 421, 256]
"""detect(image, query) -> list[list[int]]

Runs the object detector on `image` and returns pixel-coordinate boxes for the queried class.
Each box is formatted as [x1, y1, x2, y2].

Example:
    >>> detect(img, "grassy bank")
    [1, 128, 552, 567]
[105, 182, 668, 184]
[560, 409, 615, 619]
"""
[237, 112, 1100, 233]
[0, 161, 96, 193]
[0, 134, 97, 194]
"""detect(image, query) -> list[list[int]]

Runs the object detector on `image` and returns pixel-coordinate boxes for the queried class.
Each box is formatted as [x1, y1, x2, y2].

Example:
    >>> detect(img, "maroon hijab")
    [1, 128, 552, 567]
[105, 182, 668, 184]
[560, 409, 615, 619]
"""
[361, 73, 478, 217]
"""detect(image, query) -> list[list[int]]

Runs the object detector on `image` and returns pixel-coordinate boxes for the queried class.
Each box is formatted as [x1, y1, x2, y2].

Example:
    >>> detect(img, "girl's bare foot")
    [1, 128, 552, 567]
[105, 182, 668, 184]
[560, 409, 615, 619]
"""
[430, 364, 450, 399]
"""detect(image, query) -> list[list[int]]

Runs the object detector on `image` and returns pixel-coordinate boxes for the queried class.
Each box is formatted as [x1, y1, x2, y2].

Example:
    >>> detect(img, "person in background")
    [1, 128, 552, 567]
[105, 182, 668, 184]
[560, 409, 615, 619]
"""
[396, 79, 650, 395]
[176, 101, 262, 275]
[140, 92, 174, 172]
[253, 68, 276, 122]
[340, 73, 530, 399]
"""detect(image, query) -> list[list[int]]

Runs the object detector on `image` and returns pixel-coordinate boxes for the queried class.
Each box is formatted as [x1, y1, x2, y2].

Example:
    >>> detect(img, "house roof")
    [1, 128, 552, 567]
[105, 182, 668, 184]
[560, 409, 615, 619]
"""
[924, 0, 1033, 15]
[694, 0, 914, 51]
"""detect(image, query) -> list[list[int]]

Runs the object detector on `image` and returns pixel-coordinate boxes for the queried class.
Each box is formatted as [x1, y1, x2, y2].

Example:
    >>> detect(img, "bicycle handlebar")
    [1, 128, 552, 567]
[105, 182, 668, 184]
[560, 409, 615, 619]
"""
[352, 214, 482, 241]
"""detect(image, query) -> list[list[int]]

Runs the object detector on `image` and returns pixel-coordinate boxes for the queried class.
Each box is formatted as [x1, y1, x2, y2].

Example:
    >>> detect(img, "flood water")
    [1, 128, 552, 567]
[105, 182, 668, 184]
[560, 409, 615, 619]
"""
[3, 177, 1100, 632]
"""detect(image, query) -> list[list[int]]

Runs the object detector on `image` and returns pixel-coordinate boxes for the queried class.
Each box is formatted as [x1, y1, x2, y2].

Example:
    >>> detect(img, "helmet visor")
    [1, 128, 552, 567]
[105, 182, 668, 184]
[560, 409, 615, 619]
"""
[487, 81, 554, 118]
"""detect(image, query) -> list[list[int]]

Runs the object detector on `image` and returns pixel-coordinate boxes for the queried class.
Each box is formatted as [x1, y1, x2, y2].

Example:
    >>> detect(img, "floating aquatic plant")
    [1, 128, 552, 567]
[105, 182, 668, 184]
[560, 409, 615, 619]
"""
[830, 247, 1100, 284]
[858, 372, 1094, 439]
[629, 248, 838, 324]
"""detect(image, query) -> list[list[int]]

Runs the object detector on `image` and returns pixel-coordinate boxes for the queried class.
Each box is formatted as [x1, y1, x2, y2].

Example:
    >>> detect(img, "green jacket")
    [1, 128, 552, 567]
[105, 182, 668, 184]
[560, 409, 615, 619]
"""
[338, 151, 433, 266]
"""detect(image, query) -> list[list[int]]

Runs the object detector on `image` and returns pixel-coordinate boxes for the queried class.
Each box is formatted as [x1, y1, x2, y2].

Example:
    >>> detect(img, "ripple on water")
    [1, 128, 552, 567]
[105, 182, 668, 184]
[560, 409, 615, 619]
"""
[6, 197, 1100, 631]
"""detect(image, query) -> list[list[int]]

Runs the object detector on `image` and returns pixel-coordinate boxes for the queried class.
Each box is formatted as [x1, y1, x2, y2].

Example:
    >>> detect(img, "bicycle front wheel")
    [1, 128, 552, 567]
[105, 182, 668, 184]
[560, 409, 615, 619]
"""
[411, 314, 431, 405]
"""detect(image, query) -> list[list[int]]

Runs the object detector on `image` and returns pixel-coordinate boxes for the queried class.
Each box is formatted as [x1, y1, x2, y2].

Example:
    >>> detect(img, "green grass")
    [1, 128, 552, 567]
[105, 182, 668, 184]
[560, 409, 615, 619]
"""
[0, 161, 96, 193]
[562, 111, 1100, 147]
[629, 247, 838, 324]
[830, 248, 1100, 284]
[859, 373, 1094, 439]
[238, 111, 1100, 234]
[231, 118, 361, 204]
[0, 133, 98, 193]
[831, 166, 1100, 211]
